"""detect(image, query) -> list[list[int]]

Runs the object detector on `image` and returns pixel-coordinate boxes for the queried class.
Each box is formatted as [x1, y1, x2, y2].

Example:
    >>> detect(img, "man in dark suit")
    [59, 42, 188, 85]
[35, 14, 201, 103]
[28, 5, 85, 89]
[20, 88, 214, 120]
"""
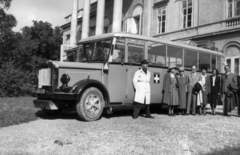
[221, 65, 238, 116]
[186, 65, 199, 115]
[237, 75, 240, 117]
[209, 69, 221, 115]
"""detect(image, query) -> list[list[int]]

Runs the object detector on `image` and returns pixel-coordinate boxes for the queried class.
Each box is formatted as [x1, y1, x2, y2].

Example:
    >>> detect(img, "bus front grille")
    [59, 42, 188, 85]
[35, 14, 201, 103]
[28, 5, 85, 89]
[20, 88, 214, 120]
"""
[38, 68, 51, 88]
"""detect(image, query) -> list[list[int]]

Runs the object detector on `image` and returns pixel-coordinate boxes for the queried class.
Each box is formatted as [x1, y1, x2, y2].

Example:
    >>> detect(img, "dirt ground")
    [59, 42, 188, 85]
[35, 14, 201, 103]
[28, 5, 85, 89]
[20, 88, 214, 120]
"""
[0, 105, 240, 155]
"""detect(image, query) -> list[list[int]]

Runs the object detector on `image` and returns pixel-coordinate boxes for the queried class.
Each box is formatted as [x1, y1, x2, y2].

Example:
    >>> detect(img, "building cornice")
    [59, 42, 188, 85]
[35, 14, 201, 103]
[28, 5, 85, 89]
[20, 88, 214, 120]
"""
[171, 27, 240, 41]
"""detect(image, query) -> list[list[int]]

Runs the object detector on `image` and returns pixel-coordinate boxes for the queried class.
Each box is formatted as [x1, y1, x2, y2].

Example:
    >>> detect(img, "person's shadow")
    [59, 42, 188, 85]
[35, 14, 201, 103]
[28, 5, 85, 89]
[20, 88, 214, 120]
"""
[35, 104, 168, 121]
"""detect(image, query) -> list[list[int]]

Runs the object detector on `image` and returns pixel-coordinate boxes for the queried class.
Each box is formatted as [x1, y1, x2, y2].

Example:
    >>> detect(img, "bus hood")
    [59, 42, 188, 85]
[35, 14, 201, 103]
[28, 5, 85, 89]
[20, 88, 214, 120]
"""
[50, 61, 104, 70]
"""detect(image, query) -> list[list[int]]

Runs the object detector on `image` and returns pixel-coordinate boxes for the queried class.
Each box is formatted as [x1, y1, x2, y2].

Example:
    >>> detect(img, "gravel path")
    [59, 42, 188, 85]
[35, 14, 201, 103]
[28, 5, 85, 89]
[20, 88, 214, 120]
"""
[0, 106, 240, 155]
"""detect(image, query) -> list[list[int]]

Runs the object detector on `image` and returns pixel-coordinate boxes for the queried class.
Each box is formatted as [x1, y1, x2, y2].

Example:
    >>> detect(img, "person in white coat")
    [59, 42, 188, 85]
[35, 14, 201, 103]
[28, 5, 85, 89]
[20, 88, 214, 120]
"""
[132, 59, 154, 119]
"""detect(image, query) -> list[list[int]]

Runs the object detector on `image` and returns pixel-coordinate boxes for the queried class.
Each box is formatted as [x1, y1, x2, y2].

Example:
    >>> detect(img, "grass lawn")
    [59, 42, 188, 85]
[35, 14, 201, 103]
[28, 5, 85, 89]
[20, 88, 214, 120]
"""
[0, 97, 39, 127]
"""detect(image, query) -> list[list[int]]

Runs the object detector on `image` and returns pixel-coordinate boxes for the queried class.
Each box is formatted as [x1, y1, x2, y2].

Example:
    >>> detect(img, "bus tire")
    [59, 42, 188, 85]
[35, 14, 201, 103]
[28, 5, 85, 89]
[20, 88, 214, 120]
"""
[76, 87, 104, 121]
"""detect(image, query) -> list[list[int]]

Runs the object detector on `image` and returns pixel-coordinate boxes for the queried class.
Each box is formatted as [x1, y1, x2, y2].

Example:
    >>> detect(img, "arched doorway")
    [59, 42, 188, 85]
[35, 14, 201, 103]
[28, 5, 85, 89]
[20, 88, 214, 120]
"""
[224, 45, 240, 74]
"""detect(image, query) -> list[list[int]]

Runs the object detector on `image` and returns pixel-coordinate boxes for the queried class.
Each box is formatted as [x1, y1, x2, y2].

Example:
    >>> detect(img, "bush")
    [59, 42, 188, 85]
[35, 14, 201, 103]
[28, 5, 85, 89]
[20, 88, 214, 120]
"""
[0, 61, 36, 97]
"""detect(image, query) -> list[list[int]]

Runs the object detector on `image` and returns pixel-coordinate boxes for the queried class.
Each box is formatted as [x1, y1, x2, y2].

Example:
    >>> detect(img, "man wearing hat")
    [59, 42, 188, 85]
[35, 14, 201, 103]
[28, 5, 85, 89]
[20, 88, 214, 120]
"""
[132, 59, 154, 119]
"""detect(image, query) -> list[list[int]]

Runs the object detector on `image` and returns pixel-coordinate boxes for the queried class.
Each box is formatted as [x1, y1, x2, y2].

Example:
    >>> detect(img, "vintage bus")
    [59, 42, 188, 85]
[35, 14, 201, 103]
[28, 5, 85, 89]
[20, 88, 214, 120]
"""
[33, 32, 224, 121]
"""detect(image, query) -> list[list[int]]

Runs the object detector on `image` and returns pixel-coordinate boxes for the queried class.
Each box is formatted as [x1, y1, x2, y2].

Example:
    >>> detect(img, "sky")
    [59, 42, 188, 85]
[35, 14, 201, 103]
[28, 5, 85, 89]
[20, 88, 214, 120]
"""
[6, 0, 86, 32]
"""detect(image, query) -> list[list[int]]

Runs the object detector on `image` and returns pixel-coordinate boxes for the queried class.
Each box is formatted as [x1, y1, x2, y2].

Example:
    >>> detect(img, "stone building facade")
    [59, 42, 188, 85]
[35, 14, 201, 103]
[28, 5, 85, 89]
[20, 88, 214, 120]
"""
[61, 0, 240, 74]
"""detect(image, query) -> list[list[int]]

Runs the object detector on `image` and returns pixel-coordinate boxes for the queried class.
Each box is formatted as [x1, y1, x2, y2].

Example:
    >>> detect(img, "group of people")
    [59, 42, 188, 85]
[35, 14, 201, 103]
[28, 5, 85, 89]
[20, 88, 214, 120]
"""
[132, 59, 240, 119]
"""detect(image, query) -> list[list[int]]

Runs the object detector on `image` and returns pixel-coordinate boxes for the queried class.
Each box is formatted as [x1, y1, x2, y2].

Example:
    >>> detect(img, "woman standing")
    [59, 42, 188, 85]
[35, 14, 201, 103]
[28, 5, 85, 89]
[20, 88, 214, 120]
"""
[162, 65, 179, 116]
[176, 67, 187, 115]
[209, 69, 220, 115]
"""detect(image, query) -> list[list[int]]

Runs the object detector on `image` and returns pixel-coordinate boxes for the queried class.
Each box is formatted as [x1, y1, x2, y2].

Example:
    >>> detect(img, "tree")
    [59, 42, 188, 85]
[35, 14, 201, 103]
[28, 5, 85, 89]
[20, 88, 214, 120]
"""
[0, 4, 17, 67]
[0, 0, 12, 9]
[20, 21, 62, 61]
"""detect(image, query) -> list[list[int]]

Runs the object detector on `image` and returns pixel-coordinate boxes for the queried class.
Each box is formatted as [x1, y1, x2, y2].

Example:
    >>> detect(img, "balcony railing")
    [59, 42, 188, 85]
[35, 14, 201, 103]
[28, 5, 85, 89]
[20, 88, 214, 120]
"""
[226, 17, 240, 27]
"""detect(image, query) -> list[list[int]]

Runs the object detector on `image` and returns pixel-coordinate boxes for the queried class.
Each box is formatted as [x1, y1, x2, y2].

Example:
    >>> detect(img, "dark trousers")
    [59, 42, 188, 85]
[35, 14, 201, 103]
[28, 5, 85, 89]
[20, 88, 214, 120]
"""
[210, 90, 218, 110]
[237, 92, 240, 116]
[187, 89, 197, 114]
[133, 102, 151, 118]
[238, 97, 240, 116]
[222, 93, 233, 115]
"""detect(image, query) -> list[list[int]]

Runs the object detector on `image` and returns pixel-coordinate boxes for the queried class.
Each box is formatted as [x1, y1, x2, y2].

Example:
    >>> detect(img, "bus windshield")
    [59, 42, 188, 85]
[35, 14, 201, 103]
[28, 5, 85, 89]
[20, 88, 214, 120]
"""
[66, 39, 112, 62]
[78, 39, 112, 62]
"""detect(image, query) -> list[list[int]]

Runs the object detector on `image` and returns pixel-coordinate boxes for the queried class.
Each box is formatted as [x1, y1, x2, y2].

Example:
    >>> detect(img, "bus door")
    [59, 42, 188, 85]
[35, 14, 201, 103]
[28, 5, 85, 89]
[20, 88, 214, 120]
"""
[107, 38, 127, 105]
[225, 56, 240, 75]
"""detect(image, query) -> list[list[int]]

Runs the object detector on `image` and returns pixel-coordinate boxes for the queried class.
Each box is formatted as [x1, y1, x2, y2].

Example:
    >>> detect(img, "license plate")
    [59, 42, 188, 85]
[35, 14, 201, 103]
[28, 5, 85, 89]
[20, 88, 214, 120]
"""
[37, 89, 45, 94]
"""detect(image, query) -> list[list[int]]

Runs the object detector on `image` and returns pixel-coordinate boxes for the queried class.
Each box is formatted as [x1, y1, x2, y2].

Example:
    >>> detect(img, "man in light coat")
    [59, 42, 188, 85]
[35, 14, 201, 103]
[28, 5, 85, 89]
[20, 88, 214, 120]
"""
[132, 59, 154, 119]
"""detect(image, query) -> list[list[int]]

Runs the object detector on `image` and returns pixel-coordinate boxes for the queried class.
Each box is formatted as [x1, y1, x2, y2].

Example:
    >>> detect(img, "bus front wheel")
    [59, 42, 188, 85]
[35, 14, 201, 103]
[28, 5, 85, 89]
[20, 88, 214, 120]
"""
[76, 87, 104, 121]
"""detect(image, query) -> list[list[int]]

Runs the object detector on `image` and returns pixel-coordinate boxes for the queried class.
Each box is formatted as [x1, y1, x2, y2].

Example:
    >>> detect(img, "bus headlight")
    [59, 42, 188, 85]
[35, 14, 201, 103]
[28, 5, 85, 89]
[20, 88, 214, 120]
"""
[60, 74, 70, 86]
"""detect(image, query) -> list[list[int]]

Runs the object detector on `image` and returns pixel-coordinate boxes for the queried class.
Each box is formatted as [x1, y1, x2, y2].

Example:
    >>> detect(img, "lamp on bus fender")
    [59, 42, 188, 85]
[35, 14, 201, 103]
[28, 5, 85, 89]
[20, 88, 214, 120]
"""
[60, 74, 70, 86]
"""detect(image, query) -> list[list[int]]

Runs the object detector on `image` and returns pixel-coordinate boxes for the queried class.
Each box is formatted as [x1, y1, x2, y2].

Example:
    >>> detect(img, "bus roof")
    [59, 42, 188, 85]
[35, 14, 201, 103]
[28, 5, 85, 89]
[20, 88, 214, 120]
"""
[78, 32, 223, 56]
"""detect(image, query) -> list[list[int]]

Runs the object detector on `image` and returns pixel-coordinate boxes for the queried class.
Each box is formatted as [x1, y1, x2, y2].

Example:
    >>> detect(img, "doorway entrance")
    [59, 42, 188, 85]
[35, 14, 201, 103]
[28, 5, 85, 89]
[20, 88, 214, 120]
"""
[225, 56, 239, 75]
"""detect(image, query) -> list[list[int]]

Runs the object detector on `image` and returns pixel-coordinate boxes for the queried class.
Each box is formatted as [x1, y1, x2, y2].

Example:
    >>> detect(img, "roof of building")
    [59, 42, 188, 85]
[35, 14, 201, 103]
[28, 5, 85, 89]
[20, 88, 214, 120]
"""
[78, 32, 223, 56]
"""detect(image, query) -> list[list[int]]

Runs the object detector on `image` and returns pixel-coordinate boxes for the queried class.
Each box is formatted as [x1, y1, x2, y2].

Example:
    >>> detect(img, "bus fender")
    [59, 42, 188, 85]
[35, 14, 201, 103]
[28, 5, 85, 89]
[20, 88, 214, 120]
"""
[70, 79, 110, 107]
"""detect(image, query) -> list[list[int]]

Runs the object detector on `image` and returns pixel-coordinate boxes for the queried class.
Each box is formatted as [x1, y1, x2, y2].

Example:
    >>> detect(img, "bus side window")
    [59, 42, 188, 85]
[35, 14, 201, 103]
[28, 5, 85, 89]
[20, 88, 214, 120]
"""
[184, 49, 197, 69]
[167, 46, 183, 67]
[148, 42, 166, 67]
[112, 40, 125, 63]
[217, 56, 221, 71]
[212, 55, 217, 70]
[199, 52, 210, 71]
[128, 39, 144, 64]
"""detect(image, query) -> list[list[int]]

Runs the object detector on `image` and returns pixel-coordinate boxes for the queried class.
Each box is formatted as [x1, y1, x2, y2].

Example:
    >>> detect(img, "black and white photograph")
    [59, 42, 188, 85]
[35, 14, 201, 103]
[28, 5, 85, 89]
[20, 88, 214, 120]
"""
[1, 0, 240, 154]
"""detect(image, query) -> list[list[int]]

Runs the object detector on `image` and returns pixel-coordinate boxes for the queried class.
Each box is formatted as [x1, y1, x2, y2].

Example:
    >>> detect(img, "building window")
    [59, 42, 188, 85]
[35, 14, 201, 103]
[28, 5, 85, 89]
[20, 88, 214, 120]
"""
[157, 7, 167, 34]
[104, 26, 108, 33]
[227, 0, 240, 18]
[133, 15, 141, 34]
[66, 34, 70, 45]
[182, 0, 192, 28]
[132, 5, 143, 35]
[89, 26, 95, 36]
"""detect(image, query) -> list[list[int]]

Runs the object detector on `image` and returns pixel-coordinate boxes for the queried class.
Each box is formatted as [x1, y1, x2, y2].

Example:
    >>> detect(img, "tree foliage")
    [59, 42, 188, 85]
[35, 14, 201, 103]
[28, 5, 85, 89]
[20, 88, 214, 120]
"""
[0, 0, 12, 9]
[0, 4, 63, 96]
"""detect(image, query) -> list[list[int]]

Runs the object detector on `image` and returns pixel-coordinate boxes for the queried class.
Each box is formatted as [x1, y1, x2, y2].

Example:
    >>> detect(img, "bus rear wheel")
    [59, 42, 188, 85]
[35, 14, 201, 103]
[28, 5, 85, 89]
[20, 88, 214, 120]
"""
[76, 87, 104, 121]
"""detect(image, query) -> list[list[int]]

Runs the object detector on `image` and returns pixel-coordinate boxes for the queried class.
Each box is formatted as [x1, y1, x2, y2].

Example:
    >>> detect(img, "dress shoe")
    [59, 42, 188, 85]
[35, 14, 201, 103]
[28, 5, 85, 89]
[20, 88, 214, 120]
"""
[224, 114, 231, 117]
[192, 113, 196, 116]
[203, 111, 206, 115]
[132, 116, 138, 119]
[185, 113, 189, 115]
[146, 115, 155, 119]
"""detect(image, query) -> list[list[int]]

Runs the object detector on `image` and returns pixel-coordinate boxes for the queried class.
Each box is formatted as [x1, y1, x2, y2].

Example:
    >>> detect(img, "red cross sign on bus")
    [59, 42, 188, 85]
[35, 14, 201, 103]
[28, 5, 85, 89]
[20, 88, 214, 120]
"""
[153, 73, 160, 84]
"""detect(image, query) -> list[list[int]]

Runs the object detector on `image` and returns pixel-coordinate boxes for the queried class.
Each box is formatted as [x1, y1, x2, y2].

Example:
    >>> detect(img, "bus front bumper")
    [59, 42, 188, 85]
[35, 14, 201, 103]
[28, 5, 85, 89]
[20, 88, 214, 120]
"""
[32, 91, 79, 100]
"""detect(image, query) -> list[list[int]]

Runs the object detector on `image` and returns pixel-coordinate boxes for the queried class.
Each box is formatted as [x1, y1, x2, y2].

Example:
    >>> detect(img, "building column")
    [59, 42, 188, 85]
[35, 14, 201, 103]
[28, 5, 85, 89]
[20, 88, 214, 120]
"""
[82, 0, 91, 39]
[95, 0, 105, 35]
[112, 0, 123, 32]
[143, 0, 152, 36]
[70, 0, 79, 45]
